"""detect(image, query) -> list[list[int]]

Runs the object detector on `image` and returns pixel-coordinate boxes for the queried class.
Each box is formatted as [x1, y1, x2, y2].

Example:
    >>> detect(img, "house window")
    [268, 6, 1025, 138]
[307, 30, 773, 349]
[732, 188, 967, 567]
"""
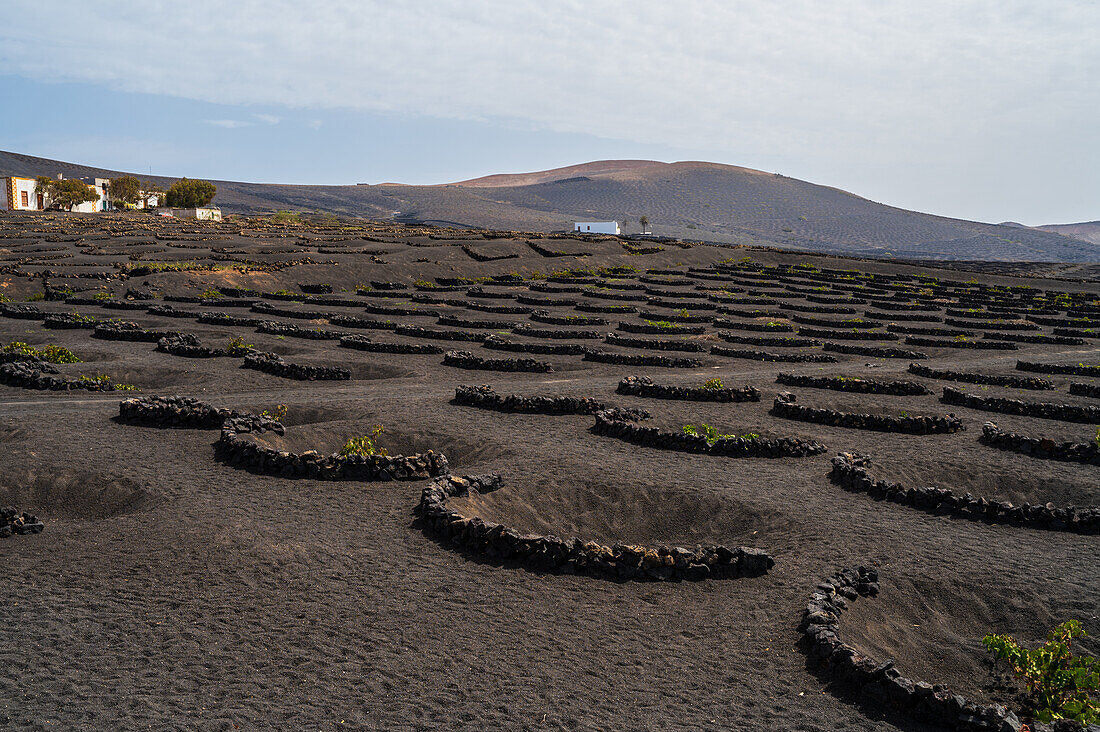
[20, 191, 29, 207]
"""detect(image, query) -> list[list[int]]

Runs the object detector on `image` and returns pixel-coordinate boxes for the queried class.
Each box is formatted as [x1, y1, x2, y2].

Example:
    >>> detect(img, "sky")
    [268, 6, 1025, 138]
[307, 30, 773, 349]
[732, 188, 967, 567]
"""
[0, 1, 1096, 226]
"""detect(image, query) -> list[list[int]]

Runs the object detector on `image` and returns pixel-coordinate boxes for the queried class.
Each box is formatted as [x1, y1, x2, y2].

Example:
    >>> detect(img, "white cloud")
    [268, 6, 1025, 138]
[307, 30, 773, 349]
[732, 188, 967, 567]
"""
[205, 119, 254, 129]
[1, 1, 1097, 221]
[255, 114, 281, 125]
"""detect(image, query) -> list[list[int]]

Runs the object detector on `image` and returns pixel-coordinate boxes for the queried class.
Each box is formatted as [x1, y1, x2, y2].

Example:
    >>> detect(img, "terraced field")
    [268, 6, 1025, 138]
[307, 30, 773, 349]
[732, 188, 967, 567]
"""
[1, 211, 1097, 730]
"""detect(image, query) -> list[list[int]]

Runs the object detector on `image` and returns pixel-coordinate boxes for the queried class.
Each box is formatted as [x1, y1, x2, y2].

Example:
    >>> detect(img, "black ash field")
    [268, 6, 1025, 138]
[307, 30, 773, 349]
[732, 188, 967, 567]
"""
[0, 211, 1097, 731]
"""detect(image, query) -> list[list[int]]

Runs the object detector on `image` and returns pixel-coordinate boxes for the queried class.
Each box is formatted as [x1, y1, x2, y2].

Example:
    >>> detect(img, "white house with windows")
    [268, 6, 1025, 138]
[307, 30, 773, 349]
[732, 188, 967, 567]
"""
[2, 176, 44, 210]
[2, 174, 160, 212]
[574, 221, 620, 235]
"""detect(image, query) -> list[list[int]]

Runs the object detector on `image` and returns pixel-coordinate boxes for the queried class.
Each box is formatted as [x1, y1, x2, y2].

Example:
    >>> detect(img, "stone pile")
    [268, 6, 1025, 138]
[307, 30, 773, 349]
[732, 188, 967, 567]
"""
[93, 321, 175, 342]
[584, 350, 702, 368]
[980, 422, 1100, 465]
[904, 336, 1017, 350]
[592, 408, 826, 458]
[242, 351, 351, 381]
[218, 417, 449, 480]
[776, 373, 931, 396]
[711, 346, 837, 363]
[418, 473, 774, 581]
[481, 335, 589, 355]
[0, 361, 118, 391]
[339, 334, 443, 354]
[443, 350, 553, 373]
[452, 384, 638, 416]
[942, 386, 1100, 424]
[799, 566, 1027, 732]
[604, 333, 705, 352]
[829, 452, 1099, 533]
[771, 393, 963, 434]
[822, 343, 928, 359]
[118, 395, 255, 429]
[907, 363, 1054, 390]
[1, 507, 44, 537]
[616, 375, 761, 402]
[1017, 360, 1100, 377]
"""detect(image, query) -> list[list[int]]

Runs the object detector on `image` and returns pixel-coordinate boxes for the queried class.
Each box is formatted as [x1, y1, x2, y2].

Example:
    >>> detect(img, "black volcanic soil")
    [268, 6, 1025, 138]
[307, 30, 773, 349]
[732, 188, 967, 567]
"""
[0, 211, 1097, 730]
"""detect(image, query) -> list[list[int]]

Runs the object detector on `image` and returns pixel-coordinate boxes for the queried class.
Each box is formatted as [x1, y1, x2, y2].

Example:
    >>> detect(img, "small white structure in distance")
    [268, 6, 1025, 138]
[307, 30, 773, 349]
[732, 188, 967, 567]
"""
[172, 205, 222, 222]
[574, 221, 619, 235]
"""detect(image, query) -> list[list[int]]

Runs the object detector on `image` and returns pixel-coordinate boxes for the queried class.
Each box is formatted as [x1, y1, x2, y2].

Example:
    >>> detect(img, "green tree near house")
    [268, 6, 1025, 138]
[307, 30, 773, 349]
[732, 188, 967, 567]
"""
[108, 176, 142, 207]
[48, 179, 98, 211]
[33, 176, 58, 208]
[165, 178, 217, 208]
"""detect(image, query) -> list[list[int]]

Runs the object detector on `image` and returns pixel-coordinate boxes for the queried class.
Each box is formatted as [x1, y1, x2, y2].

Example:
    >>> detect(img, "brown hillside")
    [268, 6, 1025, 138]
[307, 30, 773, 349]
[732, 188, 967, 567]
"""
[2, 149, 1097, 263]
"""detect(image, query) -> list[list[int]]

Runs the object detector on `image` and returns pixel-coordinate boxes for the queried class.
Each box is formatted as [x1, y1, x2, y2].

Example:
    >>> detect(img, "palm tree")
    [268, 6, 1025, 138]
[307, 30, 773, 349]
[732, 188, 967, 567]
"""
[639, 215, 649, 234]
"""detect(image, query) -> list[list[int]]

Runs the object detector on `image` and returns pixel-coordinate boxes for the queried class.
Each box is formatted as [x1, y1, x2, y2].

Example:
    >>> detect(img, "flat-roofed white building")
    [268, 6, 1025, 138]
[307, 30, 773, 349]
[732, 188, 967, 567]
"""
[574, 221, 620, 235]
[172, 205, 222, 221]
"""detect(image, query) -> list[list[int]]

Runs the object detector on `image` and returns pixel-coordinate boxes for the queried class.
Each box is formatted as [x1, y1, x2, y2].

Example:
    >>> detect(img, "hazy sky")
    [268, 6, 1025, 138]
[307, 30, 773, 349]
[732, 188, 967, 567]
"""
[1, 1, 1096, 225]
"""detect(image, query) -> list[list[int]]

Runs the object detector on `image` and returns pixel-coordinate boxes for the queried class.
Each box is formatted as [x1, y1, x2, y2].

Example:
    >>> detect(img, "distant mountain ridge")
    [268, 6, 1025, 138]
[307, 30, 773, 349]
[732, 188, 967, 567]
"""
[1, 149, 1097, 262]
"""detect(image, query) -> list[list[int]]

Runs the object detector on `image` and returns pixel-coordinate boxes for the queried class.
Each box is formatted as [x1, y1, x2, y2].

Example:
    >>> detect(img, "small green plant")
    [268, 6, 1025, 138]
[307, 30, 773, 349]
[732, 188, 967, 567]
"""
[26, 292, 45, 302]
[702, 377, 725, 391]
[899, 410, 909, 418]
[226, 336, 253, 355]
[0, 293, 11, 303]
[1094, 426, 1100, 448]
[271, 289, 297, 297]
[112, 382, 139, 391]
[414, 280, 435, 288]
[340, 425, 387, 457]
[3, 342, 82, 364]
[739, 432, 760, 440]
[200, 287, 223, 299]
[269, 210, 303, 224]
[643, 319, 679, 330]
[983, 620, 1099, 724]
[676, 308, 690, 318]
[92, 291, 112, 301]
[261, 404, 288, 421]
[955, 334, 970, 342]
[681, 423, 732, 444]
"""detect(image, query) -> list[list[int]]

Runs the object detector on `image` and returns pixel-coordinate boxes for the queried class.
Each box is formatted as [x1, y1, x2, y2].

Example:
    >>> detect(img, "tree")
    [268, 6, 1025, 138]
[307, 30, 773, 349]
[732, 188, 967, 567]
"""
[51, 179, 98, 211]
[639, 215, 649, 234]
[165, 178, 216, 208]
[108, 176, 142, 207]
[34, 176, 55, 207]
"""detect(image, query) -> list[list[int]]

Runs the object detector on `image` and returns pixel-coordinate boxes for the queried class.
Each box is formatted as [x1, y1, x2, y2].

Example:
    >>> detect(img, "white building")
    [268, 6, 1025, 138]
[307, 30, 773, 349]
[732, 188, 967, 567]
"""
[2, 174, 160, 212]
[172, 205, 222, 222]
[71, 177, 111, 213]
[574, 221, 620, 235]
[2, 176, 45, 211]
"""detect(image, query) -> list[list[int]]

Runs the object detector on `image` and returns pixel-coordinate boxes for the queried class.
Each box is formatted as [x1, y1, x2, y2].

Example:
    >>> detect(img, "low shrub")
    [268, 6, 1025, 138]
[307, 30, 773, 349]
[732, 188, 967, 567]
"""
[983, 620, 1099, 725]
[340, 425, 387, 457]
[702, 377, 724, 391]
[3, 341, 82, 364]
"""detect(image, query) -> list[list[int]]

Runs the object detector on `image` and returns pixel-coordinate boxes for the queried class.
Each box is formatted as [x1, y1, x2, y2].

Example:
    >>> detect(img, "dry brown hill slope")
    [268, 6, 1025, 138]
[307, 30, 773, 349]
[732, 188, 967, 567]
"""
[2, 150, 1096, 262]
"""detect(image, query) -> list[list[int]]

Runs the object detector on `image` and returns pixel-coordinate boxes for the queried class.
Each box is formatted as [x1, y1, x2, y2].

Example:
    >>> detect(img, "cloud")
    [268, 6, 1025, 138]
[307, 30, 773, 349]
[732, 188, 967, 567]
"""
[3, 1, 1095, 157]
[1, 1, 1097, 222]
[205, 119, 254, 129]
[255, 114, 281, 125]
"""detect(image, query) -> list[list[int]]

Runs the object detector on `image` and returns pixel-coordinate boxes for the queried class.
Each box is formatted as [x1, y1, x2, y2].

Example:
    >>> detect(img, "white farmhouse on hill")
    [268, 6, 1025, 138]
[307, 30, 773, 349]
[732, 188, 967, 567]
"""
[172, 205, 222, 221]
[574, 221, 619, 235]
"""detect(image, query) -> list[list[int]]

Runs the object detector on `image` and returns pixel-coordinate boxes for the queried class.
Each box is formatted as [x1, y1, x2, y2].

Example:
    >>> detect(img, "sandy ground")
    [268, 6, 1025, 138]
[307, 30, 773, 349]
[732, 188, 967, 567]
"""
[0, 212, 1097, 730]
